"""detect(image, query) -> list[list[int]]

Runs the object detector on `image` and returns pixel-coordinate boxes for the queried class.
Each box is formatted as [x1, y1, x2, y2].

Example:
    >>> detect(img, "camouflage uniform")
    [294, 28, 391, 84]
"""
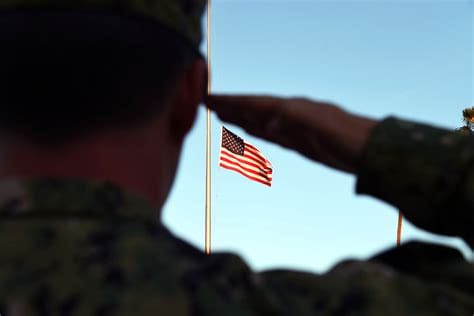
[0, 119, 473, 315]
[0, 0, 473, 314]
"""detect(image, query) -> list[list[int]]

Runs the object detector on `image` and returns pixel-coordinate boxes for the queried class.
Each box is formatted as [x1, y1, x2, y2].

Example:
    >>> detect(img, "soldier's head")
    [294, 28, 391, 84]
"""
[0, 3, 207, 206]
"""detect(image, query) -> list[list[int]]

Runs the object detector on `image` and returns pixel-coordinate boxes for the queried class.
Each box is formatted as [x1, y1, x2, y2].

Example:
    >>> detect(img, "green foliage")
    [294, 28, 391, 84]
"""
[462, 108, 474, 124]
[457, 107, 474, 134]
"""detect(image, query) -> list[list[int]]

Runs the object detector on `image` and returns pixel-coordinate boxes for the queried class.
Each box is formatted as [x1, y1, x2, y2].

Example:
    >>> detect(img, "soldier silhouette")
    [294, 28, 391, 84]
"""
[0, 1, 472, 315]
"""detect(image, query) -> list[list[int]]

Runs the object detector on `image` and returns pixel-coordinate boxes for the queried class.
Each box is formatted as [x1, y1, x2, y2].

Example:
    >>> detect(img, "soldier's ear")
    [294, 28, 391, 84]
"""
[169, 58, 207, 143]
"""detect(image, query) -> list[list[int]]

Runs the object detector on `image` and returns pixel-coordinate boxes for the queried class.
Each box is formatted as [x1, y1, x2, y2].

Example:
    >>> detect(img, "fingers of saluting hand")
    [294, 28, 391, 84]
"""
[204, 94, 336, 141]
[205, 94, 285, 140]
[205, 94, 280, 122]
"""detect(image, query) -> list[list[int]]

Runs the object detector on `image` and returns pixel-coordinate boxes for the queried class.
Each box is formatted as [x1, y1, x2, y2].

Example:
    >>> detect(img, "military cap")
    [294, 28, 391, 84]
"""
[0, 0, 206, 52]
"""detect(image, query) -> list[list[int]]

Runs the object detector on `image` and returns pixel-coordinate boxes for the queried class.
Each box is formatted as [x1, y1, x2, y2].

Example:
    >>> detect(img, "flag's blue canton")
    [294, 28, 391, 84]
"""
[222, 127, 244, 155]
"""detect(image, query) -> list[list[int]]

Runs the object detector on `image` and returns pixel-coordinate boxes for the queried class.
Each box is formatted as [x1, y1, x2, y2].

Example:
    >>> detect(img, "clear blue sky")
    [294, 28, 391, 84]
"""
[162, 0, 473, 274]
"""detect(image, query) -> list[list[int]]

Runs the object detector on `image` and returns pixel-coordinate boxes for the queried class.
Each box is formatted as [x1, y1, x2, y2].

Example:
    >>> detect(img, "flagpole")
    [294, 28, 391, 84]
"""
[205, 0, 212, 255]
[397, 211, 403, 247]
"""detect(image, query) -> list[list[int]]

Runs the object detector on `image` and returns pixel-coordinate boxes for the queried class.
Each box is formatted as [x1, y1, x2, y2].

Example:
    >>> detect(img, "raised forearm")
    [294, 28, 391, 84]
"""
[356, 117, 474, 248]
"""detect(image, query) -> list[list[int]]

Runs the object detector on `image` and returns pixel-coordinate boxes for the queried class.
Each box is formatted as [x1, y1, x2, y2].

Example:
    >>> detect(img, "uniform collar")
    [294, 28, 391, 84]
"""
[0, 177, 158, 223]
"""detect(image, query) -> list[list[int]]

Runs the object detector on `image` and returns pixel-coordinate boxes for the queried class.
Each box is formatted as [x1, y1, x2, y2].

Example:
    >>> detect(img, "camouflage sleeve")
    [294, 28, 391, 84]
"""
[356, 117, 474, 249]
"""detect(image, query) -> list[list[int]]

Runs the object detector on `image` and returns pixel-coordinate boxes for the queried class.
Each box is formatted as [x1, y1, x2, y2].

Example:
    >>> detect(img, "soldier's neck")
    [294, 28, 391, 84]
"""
[0, 130, 168, 210]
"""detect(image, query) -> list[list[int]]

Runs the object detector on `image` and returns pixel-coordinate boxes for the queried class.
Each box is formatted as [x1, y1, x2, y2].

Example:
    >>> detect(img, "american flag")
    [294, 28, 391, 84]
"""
[219, 127, 273, 186]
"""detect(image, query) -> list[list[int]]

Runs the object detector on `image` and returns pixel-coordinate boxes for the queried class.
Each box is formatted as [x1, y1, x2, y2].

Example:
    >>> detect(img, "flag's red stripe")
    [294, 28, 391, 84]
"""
[219, 163, 271, 186]
[219, 155, 272, 180]
[245, 143, 267, 159]
[243, 147, 271, 168]
[220, 150, 273, 174]
[222, 147, 271, 171]
[242, 152, 272, 171]
[245, 143, 266, 162]
[219, 154, 272, 179]
[244, 142, 259, 151]
[244, 145, 268, 165]
[220, 165, 271, 187]
[244, 143, 265, 157]
[219, 160, 270, 181]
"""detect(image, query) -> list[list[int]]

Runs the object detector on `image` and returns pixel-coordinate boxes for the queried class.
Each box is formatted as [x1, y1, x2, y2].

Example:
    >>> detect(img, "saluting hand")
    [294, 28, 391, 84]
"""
[205, 94, 378, 174]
